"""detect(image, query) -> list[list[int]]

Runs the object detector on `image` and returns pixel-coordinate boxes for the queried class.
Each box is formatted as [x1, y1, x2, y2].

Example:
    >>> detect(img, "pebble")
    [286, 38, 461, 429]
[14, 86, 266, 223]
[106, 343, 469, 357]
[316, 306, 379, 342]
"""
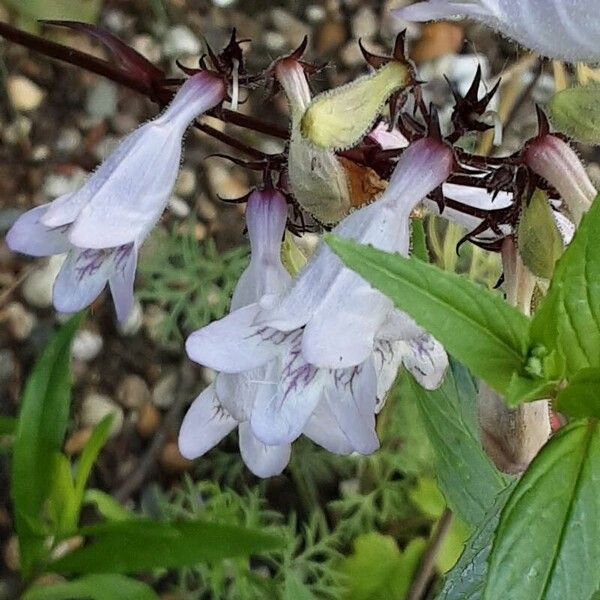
[152, 371, 178, 409]
[271, 8, 311, 47]
[86, 80, 118, 120]
[94, 135, 120, 162]
[31, 145, 50, 162]
[80, 392, 124, 437]
[43, 170, 87, 199]
[2, 116, 32, 144]
[132, 34, 162, 64]
[136, 401, 161, 438]
[352, 7, 378, 40]
[64, 428, 93, 455]
[168, 196, 191, 218]
[3, 302, 36, 341]
[0, 350, 16, 387]
[159, 441, 193, 474]
[143, 304, 169, 344]
[71, 329, 104, 362]
[202, 367, 217, 384]
[22, 255, 66, 309]
[175, 167, 197, 197]
[163, 26, 201, 57]
[7, 76, 45, 112]
[197, 196, 218, 222]
[3, 536, 19, 571]
[118, 299, 144, 336]
[306, 4, 326, 23]
[115, 374, 151, 411]
[263, 31, 286, 52]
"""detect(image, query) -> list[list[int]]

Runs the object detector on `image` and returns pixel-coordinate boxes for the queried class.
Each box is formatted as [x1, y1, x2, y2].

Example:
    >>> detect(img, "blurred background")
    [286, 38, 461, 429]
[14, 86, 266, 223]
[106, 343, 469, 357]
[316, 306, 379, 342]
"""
[1, 2, 595, 598]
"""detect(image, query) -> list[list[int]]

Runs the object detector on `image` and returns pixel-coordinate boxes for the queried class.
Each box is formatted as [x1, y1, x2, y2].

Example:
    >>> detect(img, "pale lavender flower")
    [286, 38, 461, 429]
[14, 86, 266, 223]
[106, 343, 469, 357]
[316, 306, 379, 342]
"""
[6, 71, 227, 321]
[258, 137, 455, 370]
[180, 181, 448, 476]
[394, 0, 600, 64]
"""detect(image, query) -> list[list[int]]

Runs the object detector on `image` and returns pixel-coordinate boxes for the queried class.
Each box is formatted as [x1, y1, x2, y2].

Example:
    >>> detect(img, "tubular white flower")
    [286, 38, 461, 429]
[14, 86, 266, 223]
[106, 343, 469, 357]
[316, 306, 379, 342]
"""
[260, 137, 455, 370]
[181, 182, 449, 474]
[6, 71, 226, 321]
[523, 134, 597, 225]
[394, 0, 600, 64]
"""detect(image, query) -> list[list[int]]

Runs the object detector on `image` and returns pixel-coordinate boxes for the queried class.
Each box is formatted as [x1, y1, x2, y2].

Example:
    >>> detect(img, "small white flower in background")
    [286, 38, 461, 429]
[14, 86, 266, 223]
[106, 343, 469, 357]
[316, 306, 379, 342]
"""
[6, 71, 227, 321]
[524, 133, 597, 226]
[180, 139, 451, 477]
[394, 0, 600, 64]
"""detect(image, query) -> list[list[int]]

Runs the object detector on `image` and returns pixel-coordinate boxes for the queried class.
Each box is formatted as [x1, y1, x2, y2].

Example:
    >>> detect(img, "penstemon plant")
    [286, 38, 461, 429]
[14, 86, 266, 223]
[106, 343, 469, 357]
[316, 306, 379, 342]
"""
[2, 2, 600, 598]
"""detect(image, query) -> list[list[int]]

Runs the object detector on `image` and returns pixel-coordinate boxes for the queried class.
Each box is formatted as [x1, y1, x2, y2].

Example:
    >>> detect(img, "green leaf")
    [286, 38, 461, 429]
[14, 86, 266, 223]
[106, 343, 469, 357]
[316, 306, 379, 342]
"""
[47, 452, 78, 535]
[72, 415, 113, 522]
[283, 572, 316, 600]
[1, 0, 102, 23]
[531, 196, 600, 379]
[411, 219, 429, 262]
[517, 190, 564, 279]
[52, 519, 284, 574]
[484, 420, 600, 600]
[11, 314, 84, 575]
[0, 415, 17, 436]
[339, 533, 426, 600]
[22, 574, 159, 600]
[437, 484, 515, 600]
[407, 362, 509, 527]
[82, 489, 133, 522]
[326, 236, 531, 395]
[549, 84, 600, 145]
[555, 369, 600, 418]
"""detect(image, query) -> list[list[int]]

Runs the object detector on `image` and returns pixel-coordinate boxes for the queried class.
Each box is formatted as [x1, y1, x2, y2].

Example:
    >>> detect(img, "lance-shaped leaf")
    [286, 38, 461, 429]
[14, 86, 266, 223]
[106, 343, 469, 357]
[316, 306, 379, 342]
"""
[554, 369, 600, 419]
[437, 483, 515, 600]
[22, 574, 159, 600]
[11, 314, 84, 576]
[530, 194, 600, 378]
[51, 519, 284, 574]
[326, 236, 532, 396]
[484, 420, 600, 600]
[549, 85, 600, 145]
[301, 61, 412, 150]
[408, 361, 509, 527]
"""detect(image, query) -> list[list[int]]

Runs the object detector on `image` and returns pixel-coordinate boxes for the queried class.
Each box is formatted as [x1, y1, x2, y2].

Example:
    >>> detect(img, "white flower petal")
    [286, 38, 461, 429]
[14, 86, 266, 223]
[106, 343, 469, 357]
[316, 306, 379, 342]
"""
[53, 247, 115, 314]
[395, 1, 600, 63]
[178, 384, 237, 459]
[303, 400, 355, 455]
[6, 205, 71, 257]
[251, 340, 324, 445]
[238, 422, 291, 477]
[185, 304, 284, 373]
[325, 359, 379, 454]
[402, 334, 449, 390]
[108, 244, 137, 323]
[373, 339, 405, 411]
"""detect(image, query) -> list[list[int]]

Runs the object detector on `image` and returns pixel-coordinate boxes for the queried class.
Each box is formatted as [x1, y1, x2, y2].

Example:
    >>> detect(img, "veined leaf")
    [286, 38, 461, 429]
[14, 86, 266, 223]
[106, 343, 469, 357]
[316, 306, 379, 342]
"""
[549, 84, 600, 145]
[0, 416, 17, 436]
[437, 484, 515, 600]
[1, 0, 102, 23]
[484, 420, 600, 600]
[326, 236, 532, 395]
[555, 368, 600, 419]
[22, 574, 159, 600]
[531, 195, 600, 378]
[52, 519, 284, 574]
[11, 314, 84, 576]
[408, 362, 509, 527]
